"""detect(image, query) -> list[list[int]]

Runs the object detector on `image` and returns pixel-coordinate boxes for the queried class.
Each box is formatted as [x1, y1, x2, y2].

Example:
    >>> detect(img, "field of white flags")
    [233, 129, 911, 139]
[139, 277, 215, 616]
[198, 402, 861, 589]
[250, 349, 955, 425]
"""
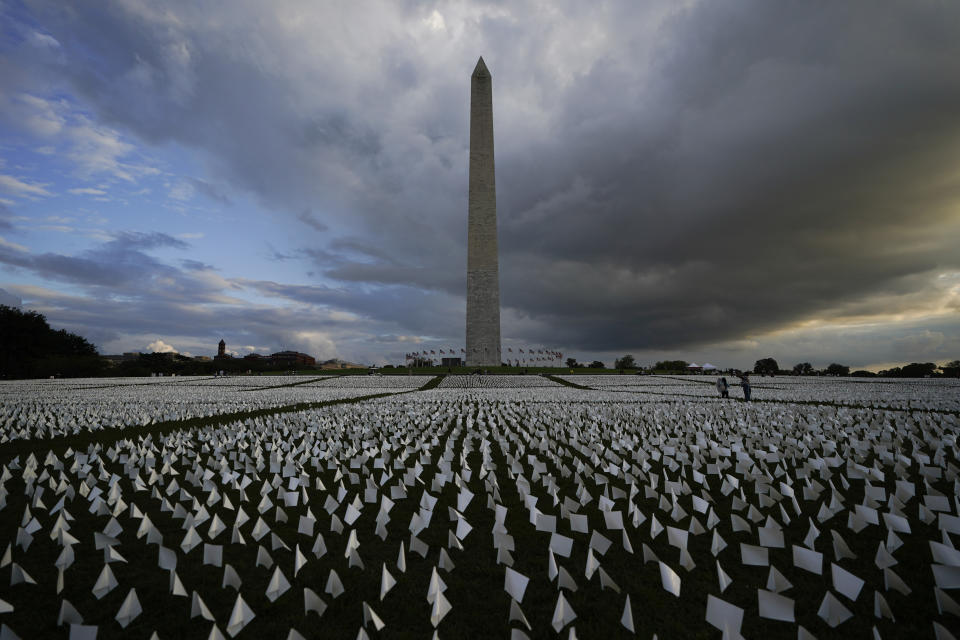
[1, 373, 959, 639]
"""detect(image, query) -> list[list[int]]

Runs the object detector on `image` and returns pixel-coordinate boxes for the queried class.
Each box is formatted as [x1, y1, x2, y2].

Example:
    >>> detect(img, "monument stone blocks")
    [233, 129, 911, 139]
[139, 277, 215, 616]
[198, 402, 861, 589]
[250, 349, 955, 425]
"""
[466, 57, 502, 367]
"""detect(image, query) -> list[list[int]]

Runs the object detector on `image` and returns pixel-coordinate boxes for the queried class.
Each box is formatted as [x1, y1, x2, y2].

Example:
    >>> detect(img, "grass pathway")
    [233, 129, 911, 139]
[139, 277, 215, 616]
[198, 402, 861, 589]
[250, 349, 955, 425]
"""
[244, 375, 342, 391]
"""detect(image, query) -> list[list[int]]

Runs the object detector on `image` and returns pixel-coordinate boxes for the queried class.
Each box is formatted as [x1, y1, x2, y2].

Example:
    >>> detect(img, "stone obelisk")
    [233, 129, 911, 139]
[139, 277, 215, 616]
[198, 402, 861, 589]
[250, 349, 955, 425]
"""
[466, 56, 501, 367]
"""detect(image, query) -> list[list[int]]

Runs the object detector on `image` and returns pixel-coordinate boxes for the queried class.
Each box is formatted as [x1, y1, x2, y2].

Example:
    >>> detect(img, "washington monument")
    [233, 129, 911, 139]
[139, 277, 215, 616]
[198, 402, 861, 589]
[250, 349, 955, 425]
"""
[466, 57, 502, 367]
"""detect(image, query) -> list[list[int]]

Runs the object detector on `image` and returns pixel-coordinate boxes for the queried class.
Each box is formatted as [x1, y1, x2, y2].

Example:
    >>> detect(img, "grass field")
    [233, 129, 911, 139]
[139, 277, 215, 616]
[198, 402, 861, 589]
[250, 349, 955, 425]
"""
[1, 374, 958, 639]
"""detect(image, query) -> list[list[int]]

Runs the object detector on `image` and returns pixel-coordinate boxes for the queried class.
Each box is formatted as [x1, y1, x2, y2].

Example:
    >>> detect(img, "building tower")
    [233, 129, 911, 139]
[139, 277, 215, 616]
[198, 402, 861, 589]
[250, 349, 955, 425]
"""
[465, 56, 501, 367]
[217, 339, 226, 358]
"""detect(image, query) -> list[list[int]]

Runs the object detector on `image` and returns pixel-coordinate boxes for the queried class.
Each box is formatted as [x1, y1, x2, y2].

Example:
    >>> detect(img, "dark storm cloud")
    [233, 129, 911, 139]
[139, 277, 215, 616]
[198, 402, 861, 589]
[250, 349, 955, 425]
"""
[12, 273, 435, 363]
[180, 259, 215, 271]
[10, 0, 960, 357]
[495, 0, 960, 349]
[108, 231, 188, 252]
[0, 231, 189, 288]
[263, 246, 299, 263]
[187, 178, 232, 206]
[297, 210, 328, 233]
[238, 278, 463, 338]
[300, 111, 383, 159]
[17, 286, 330, 356]
[2, 236, 417, 360]
[0, 203, 13, 231]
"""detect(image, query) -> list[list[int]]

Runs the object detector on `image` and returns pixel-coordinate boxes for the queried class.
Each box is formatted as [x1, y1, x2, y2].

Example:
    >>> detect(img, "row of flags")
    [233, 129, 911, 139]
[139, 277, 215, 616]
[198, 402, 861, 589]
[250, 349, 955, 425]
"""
[405, 348, 563, 362]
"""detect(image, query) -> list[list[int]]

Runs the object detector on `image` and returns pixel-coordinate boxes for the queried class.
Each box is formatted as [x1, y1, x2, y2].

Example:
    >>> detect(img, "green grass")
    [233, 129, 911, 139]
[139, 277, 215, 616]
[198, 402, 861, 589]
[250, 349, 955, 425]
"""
[0, 378, 956, 639]
[418, 375, 444, 390]
[244, 376, 342, 391]
[542, 374, 594, 390]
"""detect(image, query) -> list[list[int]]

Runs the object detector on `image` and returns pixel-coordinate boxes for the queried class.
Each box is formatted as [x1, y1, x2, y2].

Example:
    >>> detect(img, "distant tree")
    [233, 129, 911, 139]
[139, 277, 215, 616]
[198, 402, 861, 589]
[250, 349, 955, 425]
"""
[941, 360, 960, 377]
[825, 363, 850, 376]
[754, 358, 779, 375]
[615, 354, 637, 369]
[792, 362, 813, 376]
[565, 357, 580, 368]
[0, 305, 103, 378]
[588, 361, 605, 369]
[900, 362, 937, 378]
[850, 370, 877, 378]
[875, 363, 937, 378]
[654, 360, 689, 372]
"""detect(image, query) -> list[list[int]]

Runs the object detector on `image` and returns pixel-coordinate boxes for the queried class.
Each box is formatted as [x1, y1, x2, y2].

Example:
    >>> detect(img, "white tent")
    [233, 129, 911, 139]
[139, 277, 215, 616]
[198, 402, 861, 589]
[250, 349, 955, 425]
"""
[702, 363, 717, 370]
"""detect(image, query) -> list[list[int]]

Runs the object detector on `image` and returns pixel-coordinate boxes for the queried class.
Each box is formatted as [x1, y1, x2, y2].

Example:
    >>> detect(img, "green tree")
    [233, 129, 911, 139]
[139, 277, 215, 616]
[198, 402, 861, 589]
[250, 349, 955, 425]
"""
[614, 354, 637, 369]
[825, 363, 849, 376]
[850, 370, 877, 377]
[792, 362, 813, 376]
[588, 361, 605, 369]
[654, 360, 688, 372]
[0, 305, 103, 378]
[754, 358, 779, 375]
[941, 360, 960, 377]
[900, 362, 937, 378]
[565, 357, 580, 368]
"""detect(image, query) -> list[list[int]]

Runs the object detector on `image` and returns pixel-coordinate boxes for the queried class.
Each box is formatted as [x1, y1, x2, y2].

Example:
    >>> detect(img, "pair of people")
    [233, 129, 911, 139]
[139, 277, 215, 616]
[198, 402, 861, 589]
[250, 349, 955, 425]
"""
[716, 372, 751, 400]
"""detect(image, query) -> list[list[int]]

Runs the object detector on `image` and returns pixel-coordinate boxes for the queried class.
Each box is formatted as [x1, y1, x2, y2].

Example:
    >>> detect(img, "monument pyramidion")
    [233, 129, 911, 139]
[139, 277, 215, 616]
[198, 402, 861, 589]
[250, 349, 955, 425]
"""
[466, 56, 502, 367]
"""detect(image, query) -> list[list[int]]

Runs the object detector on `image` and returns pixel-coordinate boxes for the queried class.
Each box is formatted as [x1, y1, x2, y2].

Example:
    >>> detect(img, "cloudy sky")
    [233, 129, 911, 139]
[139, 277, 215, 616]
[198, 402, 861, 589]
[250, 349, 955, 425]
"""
[1, 0, 959, 370]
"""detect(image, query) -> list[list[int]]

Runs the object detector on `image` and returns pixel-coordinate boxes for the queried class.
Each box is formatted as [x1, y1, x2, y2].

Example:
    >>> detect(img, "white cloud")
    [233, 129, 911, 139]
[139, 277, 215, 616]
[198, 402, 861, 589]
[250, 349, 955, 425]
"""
[168, 180, 195, 201]
[375, 334, 423, 344]
[84, 214, 109, 225]
[329, 310, 359, 322]
[33, 225, 75, 234]
[2, 94, 65, 137]
[0, 93, 150, 183]
[146, 339, 177, 353]
[29, 31, 61, 49]
[0, 236, 30, 253]
[0, 174, 52, 198]
[424, 10, 446, 32]
[66, 117, 137, 180]
[68, 187, 107, 196]
[290, 330, 339, 360]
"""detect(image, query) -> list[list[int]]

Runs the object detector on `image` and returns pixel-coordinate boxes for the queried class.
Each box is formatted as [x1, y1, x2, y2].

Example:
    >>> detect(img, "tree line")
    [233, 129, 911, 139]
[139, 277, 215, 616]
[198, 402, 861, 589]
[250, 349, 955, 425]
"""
[3, 304, 957, 380]
[566, 351, 959, 378]
[0, 305, 106, 379]
[0, 306, 318, 379]
[757, 357, 957, 378]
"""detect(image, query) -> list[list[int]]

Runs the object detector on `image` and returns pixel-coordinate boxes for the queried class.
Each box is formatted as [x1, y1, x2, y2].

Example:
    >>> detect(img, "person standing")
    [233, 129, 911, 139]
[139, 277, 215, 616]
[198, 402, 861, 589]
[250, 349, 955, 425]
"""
[716, 376, 729, 398]
[738, 371, 752, 401]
